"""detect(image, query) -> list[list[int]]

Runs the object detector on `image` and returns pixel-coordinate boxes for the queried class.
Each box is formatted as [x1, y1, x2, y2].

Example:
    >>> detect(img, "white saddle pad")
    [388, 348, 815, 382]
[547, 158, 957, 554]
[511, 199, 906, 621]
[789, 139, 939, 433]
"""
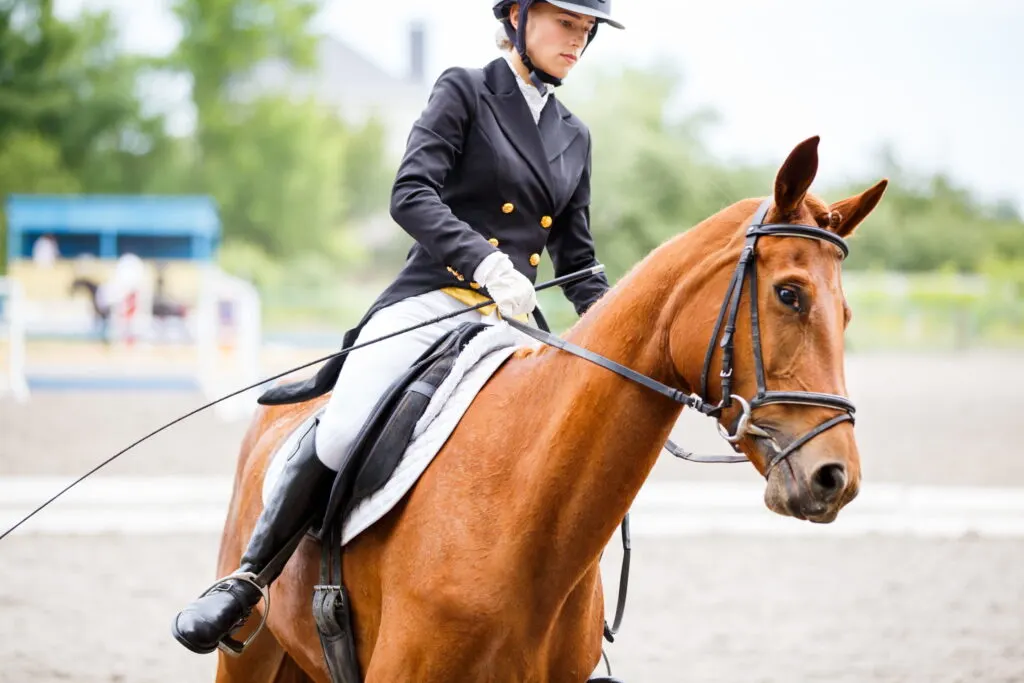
[262, 323, 528, 546]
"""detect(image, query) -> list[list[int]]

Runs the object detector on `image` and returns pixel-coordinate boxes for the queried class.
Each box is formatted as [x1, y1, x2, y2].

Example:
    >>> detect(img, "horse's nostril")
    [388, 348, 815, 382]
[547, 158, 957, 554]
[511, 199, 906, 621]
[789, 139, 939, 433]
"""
[811, 462, 846, 501]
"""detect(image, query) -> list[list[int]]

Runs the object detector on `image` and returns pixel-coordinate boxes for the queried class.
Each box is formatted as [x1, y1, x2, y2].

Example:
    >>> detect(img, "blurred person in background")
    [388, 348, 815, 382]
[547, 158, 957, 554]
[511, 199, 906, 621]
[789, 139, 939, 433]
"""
[31, 233, 59, 267]
[172, 0, 624, 659]
[70, 252, 146, 344]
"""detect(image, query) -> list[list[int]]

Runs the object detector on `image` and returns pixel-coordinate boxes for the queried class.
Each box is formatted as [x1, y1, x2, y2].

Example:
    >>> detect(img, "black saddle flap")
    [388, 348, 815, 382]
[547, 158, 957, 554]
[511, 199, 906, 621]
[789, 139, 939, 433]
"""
[348, 346, 461, 503]
[315, 321, 491, 535]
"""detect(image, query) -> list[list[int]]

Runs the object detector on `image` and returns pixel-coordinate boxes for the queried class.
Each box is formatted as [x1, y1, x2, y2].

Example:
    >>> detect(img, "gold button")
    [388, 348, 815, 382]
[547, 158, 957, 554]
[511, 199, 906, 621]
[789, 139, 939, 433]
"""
[540, 215, 553, 229]
[488, 238, 499, 247]
[501, 202, 514, 214]
[529, 253, 540, 267]
[470, 281, 481, 289]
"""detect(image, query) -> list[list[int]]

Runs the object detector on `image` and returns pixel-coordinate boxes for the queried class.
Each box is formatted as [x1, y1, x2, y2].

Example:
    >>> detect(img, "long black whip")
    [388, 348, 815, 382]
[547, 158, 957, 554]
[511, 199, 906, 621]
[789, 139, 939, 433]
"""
[0, 265, 605, 542]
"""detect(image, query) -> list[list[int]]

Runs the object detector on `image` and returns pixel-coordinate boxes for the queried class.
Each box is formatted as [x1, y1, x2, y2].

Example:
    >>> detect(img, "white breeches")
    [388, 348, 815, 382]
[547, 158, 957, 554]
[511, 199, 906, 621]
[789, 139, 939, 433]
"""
[314, 290, 509, 471]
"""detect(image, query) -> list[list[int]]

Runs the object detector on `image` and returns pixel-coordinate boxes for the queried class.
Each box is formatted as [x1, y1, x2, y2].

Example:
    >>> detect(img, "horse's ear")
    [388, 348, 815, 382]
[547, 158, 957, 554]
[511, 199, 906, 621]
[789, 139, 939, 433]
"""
[828, 179, 889, 238]
[774, 136, 820, 217]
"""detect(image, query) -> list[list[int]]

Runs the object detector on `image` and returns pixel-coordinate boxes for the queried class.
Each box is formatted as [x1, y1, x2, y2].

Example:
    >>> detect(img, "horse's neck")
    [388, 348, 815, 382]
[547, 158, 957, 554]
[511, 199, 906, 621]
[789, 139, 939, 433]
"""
[518, 219, 732, 565]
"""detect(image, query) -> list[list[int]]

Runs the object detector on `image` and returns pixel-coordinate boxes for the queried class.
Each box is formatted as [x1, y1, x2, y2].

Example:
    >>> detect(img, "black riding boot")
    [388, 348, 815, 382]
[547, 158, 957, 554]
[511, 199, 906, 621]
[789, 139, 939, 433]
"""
[172, 422, 334, 655]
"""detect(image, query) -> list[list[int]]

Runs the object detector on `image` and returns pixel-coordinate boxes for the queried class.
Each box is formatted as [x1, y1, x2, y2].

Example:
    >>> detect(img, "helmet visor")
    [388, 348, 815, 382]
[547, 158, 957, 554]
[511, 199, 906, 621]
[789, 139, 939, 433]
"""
[544, 0, 624, 29]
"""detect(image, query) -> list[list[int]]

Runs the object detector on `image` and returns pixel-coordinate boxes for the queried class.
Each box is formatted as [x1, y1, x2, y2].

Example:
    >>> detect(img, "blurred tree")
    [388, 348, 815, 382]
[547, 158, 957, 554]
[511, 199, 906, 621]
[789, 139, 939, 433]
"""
[161, 0, 393, 265]
[198, 95, 348, 258]
[0, 132, 81, 272]
[560, 62, 772, 281]
[167, 0, 322, 134]
[0, 0, 168, 192]
[839, 162, 1024, 272]
[0, 133, 80, 194]
[341, 115, 393, 221]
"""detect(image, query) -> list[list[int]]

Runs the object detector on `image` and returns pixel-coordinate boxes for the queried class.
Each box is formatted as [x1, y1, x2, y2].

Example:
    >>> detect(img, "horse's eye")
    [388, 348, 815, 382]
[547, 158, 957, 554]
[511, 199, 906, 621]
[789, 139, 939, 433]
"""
[775, 285, 802, 311]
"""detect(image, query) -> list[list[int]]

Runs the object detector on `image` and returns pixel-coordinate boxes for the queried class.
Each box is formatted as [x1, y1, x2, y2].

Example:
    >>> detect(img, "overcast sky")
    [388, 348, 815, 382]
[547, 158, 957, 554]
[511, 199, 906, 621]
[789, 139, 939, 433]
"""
[56, 0, 1024, 211]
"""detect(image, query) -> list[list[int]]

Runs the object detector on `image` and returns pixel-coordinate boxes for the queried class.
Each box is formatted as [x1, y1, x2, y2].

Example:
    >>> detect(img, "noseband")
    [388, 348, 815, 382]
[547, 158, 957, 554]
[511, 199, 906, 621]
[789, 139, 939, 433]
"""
[506, 198, 855, 474]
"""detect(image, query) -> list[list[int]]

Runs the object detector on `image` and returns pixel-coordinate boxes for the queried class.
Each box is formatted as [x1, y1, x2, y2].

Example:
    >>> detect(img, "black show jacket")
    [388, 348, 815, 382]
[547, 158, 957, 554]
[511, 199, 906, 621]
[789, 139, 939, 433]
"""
[381, 56, 609, 322]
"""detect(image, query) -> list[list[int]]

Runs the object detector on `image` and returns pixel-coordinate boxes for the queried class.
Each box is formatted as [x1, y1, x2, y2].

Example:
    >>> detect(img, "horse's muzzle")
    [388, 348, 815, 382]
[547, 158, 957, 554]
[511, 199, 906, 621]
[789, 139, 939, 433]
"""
[762, 449, 858, 523]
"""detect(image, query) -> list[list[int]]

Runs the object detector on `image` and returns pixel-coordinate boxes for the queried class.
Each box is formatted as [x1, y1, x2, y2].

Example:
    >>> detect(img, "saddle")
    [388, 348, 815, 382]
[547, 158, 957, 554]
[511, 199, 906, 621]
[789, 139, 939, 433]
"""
[273, 321, 493, 683]
[313, 320, 493, 537]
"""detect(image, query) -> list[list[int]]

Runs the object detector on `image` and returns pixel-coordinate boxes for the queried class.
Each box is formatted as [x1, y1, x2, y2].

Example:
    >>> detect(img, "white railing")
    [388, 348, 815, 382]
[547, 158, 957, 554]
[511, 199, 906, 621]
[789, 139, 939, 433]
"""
[195, 267, 263, 421]
[0, 277, 30, 403]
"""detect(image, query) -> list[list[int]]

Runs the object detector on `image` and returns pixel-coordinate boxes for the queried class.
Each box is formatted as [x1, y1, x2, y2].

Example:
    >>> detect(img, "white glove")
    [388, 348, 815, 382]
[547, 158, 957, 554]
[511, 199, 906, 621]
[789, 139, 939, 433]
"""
[473, 252, 537, 318]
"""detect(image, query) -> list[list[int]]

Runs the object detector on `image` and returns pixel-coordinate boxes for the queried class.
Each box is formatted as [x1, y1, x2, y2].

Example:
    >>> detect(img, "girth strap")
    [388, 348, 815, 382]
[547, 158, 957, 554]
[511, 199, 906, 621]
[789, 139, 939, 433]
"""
[313, 523, 362, 683]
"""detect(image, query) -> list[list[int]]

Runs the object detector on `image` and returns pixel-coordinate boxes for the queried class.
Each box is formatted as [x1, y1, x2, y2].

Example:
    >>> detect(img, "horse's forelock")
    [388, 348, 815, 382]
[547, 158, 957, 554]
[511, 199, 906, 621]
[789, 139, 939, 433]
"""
[804, 194, 833, 229]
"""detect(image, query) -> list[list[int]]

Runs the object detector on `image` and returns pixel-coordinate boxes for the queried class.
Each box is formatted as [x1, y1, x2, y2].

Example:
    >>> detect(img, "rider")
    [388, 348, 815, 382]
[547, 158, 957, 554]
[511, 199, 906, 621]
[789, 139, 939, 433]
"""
[172, 0, 622, 658]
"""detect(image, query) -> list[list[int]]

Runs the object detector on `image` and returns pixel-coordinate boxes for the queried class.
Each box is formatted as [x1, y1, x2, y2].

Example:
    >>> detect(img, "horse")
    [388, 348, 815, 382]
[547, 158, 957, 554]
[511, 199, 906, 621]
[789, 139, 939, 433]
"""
[70, 277, 110, 323]
[71, 265, 189, 342]
[209, 136, 888, 682]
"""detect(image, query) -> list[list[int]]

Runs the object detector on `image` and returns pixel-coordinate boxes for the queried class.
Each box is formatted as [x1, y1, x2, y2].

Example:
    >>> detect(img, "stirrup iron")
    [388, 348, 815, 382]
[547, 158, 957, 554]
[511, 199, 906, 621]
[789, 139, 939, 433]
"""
[193, 571, 270, 656]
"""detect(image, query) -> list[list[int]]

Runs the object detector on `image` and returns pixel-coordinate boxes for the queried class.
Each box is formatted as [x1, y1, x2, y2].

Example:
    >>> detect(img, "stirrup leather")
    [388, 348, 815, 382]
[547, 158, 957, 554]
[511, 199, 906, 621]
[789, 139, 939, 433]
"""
[193, 571, 270, 656]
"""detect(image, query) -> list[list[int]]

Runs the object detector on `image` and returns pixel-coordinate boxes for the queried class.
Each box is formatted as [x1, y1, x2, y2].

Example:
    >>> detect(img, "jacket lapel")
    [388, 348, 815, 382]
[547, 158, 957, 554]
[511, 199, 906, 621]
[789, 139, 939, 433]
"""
[482, 59, 556, 206]
[540, 97, 586, 212]
[539, 98, 581, 163]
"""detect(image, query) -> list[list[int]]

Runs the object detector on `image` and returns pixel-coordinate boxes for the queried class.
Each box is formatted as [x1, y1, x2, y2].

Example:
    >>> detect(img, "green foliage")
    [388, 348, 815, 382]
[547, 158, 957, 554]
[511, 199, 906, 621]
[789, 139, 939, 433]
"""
[166, 0, 321, 129]
[216, 239, 285, 291]
[0, 132, 80, 194]
[155, 0, 390, 263]
[0, 132, 81, 273]
[0, 1, 163, 187]
[340, 116, 393, 220]
[197, 95, 349, 257]
[842, 271, 1024, 351]
[0, 0, 176, 273]
[560, 62, 773, 281]
[834, 156, 1024, 273]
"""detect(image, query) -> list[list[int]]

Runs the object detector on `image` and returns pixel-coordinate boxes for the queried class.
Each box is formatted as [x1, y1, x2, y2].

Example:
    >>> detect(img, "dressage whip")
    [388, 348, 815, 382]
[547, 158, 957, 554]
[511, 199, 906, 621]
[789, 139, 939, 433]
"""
[0, 264, 606, 542]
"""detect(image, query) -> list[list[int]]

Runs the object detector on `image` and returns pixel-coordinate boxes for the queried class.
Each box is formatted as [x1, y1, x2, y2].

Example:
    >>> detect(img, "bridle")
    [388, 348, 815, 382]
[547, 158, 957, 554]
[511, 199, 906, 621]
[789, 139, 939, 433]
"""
[507, 197, 856, 474]
[695, 197, 855, 471]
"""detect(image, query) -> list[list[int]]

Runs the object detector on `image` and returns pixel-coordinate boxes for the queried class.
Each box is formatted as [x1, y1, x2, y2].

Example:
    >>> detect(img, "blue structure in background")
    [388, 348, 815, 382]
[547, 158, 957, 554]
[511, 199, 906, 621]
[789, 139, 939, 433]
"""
[5, 194, 220, 263]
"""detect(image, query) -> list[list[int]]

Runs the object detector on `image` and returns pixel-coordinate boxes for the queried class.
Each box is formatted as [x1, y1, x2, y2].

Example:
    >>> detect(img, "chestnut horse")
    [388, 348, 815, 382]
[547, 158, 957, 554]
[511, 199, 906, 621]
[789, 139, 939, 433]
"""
[211, 136, 887, 682]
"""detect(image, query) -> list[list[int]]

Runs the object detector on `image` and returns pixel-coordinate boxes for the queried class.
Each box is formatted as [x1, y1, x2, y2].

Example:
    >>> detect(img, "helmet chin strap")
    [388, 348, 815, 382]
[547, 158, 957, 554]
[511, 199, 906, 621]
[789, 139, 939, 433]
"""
[503, 0, 561, 94]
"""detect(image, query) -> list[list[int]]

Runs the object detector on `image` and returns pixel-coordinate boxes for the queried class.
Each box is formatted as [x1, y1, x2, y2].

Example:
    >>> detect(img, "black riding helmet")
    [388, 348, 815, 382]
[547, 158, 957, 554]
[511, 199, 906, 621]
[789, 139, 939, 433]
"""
[492, 0, 624, 92]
